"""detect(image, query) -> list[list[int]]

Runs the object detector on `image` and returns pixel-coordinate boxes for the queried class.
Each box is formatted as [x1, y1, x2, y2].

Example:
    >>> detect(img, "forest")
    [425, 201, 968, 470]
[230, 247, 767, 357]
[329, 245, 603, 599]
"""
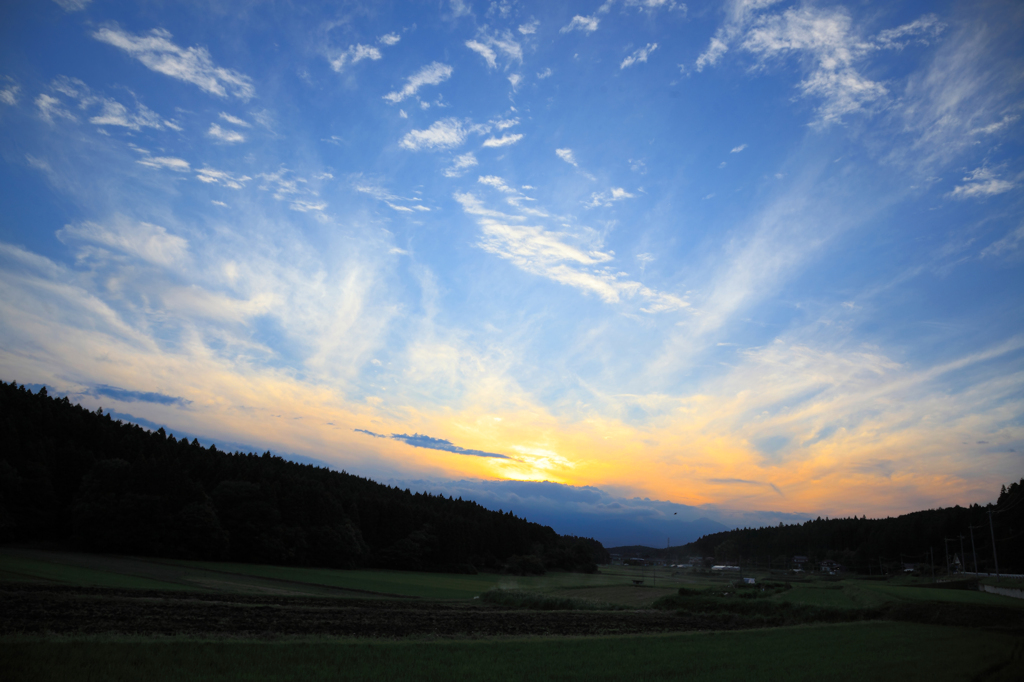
[674, 481, 1024, 575]
[0, 381, 607, 574]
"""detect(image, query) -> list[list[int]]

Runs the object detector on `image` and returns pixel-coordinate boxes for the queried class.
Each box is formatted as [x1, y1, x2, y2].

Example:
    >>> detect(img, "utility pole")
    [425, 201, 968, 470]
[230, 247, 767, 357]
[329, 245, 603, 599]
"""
[968, 525, 979, 574]
[988, 511, 1000, 579]
[959, 535, 966, 576]
[944, 537, 951, 576]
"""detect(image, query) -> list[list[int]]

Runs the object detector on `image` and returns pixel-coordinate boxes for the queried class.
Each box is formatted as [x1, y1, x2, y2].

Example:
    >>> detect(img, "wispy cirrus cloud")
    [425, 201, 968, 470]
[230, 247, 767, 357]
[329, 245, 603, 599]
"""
[53, 0, 91, 11]
[137, 156, 191, 172]
[0, 78, 20, 106]
[456, 191, 688, 312]
[560, 15, 599, 34]
[555, 148, 578, 166]
[400, 117, 467, 151]
[947, 167, 1016, 199]
[219, 112, 250, 127]
[57, 218, 189, 268]
[482, 133, 523, 148]
[621, 43, 658, 69]
[518, 20, 539, 35]
[330, 44, 382, 72]
[196, 166, 251, 189]
[465, 30, 522, 69]
[36, 76, 171, 131]
[207, 123, 245, 143]
[443, 152, 478, 177]
[696, 3, 944, 126]
[587, 187, 635, 207]
[92, 26, 254, 99]
[383, 62, 453, 103]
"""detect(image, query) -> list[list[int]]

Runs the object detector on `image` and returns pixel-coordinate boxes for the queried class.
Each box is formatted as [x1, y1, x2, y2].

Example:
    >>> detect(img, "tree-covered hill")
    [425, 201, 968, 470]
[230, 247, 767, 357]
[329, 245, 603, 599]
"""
[673, 483, 1023, 575]
[0, 381, 607, 573]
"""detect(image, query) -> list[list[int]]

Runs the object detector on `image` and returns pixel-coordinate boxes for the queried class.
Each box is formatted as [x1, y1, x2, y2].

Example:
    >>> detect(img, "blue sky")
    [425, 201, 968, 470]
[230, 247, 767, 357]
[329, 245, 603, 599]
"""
[1, 0, 1022, 544]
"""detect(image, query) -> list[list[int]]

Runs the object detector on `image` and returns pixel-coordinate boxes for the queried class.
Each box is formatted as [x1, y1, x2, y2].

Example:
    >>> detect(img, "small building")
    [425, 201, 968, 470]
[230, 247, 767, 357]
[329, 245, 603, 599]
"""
[711, 565, 741, 572]
[792, 555, 810, 568]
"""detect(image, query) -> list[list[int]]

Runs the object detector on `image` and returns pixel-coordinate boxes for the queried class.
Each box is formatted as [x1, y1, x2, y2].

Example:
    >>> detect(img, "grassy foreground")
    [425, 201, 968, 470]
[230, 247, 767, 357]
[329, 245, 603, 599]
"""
[4, 622, 1022, 682]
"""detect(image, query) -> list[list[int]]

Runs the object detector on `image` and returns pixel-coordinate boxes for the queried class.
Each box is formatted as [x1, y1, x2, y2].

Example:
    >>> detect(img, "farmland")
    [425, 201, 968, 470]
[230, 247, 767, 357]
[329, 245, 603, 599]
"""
[2, 547, 1023, 680]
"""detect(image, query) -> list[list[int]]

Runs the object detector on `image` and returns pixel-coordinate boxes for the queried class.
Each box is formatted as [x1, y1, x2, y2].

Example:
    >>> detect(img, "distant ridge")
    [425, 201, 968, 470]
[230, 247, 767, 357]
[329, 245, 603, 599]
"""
[609, 485, 1024, 575]
[0, 381, 608, 574]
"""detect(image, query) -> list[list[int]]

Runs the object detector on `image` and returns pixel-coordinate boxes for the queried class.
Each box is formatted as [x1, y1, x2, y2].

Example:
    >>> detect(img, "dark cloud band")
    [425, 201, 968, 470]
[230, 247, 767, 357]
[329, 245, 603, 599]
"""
[356, 429, 510, 459]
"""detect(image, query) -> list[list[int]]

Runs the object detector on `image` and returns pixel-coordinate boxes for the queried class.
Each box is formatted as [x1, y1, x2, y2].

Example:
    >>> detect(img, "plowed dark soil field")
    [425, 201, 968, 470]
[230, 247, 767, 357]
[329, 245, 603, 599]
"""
[0, 583, 749, 638]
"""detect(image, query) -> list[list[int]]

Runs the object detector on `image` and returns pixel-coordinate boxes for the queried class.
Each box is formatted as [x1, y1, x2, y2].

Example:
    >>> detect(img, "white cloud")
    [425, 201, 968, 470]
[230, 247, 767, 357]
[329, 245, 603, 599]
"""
[537, 68, 553, 79]
[492, 118, 519, 130]
[219, 112, 250, 127]
[587, 188, 636, 207]
[0, 80, 21, 106]
[466, 40, 497, 68]
[400, 118, 467, 151]
[450, 0, 472, 17]
[555, 148, 578, 166]
[89, 98, 164, 130]
[947, 168, 1016, 200]
[874, 14, 945, 51]
[695, 0, 785, 72]
[58, 218, 189, 268]
[384, 62, 453, 103]
[53, 0, 91, 11]
[478, 175, 517, 193]
[453, 191, 688, 312]
[39, 77, 168, 131]
[379, 33, 401, 46]
[508, 73, 523, 91]
[195, 166, 252, 189]
[92, 27, 254, 99]
[443, 152, 478, 177]
[482, 133, 523, 148]
[981, 224, 1024, 259]
[207, 123, 245, 143]
[137, 156, 191, 172]
[466, 31, 522, 70]
[625, 0, 684, 10]
[621, 43, 658, 69]
[35, 94, 75, 123]
[696, 36, 730, 72]
[698, 4, 944, 126]
[331, 44, 383, 72]
[289, 200, 328, 213]
[560, 16, 599, 34]
[740, 7, 889, 125]
[731, 144, 748, 153]
[971, 115, 1019, 136]
[518, 20, 539, 35]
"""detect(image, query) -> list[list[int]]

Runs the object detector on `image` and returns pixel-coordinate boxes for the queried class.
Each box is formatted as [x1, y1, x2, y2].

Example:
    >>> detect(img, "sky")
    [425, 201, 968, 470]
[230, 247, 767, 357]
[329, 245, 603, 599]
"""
[1, 0, 1022, 546]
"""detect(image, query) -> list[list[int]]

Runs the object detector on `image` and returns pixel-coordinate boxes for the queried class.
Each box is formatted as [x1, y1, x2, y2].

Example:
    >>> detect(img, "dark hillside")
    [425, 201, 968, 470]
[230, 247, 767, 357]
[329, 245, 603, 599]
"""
[0, 381, 607, 573]
[673, 483, 1023, 574]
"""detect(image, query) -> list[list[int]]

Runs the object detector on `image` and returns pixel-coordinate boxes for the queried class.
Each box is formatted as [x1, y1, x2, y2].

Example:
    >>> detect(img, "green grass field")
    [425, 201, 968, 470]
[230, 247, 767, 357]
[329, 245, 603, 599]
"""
[4, 622, 1021, 682]
[5, 549, 1024, 680]
[5, 547, 1023, 610]
[0, 548, 640, 600]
